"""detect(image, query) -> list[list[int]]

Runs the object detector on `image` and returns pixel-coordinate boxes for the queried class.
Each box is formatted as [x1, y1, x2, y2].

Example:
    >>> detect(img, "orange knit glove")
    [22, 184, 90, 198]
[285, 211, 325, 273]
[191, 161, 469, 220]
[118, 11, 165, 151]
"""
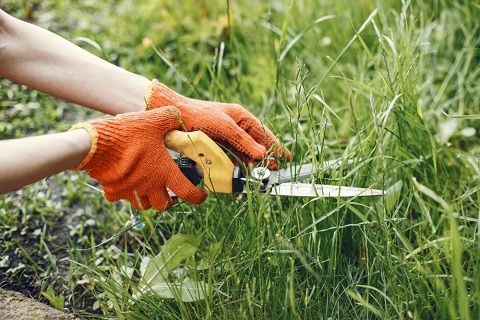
[70, 107, 207, 211]
[145, 80, 290, 170]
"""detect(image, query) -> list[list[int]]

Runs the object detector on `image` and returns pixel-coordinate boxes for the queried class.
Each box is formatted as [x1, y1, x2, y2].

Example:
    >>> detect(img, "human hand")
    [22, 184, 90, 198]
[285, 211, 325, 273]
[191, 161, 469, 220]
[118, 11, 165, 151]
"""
[145, 80, 290, 170]
[70, 107, 207, 210]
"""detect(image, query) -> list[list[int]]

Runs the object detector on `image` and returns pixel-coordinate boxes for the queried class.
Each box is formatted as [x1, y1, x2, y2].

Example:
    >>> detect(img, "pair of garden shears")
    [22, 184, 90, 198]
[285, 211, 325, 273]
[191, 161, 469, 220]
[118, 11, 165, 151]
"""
[165, 130, 384, 198]
[129, 130, 383, 229]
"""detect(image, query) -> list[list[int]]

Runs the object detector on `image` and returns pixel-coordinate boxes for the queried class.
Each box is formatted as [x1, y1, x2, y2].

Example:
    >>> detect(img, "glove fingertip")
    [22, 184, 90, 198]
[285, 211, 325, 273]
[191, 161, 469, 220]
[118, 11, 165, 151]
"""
[188, 188, 208, 205]
[173, 184, 207, 205]
[128, 194, 153, 211]
[284, 148, 291, 162]
[103, 188, 153, 211]
[150, 190, 175, 211]
[131, 195, 152, 211]
[102, 188, 120, 204]
[238, 141, 266, 162]
[167, 169, 208, 205]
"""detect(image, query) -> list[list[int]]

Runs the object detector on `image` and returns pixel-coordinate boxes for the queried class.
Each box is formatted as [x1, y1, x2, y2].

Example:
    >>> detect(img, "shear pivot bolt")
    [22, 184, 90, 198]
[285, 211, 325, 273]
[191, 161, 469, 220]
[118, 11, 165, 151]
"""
[251, 167, 270, 182]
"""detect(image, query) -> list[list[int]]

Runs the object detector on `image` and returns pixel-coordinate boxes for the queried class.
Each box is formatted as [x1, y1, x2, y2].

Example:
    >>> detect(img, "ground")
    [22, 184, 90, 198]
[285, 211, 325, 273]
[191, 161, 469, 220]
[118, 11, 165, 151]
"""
[0, 288, 79, 319]
[0, 176, 105, 314]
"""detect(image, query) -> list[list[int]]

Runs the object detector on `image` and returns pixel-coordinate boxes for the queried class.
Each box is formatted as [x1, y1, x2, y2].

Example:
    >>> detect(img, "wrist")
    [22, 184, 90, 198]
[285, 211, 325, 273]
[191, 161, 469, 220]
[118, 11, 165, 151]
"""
[68, 123, 98, 170]
[145, 79, 191, 110]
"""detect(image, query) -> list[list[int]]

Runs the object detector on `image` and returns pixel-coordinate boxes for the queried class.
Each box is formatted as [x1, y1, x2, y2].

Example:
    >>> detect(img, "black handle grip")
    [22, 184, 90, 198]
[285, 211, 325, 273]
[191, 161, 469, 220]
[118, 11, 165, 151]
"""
[175, 155, 201, 186]
[175, 155, 244, 192]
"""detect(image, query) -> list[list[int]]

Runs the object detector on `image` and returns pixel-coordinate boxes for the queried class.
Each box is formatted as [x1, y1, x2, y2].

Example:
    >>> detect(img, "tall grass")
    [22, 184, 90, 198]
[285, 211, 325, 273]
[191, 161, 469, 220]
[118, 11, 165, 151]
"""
[72, 0, 479, 318]
[2, 0, 479, 318]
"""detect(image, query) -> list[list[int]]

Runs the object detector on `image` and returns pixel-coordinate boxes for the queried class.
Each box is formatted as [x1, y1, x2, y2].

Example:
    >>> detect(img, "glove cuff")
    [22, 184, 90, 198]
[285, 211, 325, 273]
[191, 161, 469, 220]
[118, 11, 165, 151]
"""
[145, 79, 191, 110]
[69, 122, 98, 170]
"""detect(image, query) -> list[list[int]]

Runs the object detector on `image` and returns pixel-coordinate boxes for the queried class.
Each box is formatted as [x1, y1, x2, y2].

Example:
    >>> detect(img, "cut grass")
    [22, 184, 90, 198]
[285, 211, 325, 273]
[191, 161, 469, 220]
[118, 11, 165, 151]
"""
[1, 0, 479, 318]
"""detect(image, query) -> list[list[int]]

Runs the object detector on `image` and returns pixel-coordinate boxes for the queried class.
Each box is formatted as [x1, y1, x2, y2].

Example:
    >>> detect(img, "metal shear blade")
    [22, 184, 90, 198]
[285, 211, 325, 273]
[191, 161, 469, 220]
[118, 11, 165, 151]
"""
[243, 160, 384, 198]
[269, 183, 385, 198]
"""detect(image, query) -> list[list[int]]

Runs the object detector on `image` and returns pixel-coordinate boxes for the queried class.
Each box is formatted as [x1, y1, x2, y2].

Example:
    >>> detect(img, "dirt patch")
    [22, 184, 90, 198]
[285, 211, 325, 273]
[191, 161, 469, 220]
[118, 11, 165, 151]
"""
[0, 176, 105, 314]
[0, 288, 79, 320]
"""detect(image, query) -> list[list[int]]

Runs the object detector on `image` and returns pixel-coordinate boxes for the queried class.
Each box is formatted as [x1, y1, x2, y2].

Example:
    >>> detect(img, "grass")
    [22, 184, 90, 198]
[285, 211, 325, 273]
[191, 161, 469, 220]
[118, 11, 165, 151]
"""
[1, 0, 479, 318]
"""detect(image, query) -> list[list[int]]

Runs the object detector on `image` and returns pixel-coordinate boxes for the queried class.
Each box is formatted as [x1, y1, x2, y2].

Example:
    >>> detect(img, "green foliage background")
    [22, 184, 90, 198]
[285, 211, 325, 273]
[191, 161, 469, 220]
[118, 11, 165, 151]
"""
[1, 0, 479, 319]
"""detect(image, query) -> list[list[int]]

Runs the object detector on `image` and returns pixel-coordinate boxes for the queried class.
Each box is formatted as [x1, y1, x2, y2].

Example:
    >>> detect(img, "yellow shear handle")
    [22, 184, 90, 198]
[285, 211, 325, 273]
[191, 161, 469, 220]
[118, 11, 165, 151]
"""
[164, 130, 234, 194]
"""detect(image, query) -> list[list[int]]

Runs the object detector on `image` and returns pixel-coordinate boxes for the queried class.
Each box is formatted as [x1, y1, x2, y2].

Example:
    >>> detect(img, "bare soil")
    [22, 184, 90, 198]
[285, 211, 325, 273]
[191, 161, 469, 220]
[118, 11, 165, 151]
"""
[0, 288, 79, 320]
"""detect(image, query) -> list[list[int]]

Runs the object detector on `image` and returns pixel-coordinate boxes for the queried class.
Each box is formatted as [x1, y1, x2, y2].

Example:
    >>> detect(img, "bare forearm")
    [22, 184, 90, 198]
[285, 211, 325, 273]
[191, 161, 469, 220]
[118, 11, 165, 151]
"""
[0, 130, 91, 193]
[0, 9, 149, 115]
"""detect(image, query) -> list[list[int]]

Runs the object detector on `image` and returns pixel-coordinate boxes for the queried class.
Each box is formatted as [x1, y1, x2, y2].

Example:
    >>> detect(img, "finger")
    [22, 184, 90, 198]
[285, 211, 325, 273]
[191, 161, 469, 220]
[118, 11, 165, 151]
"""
[115, 172, 175, 211]
[103, 188, 153, 211]
[161, 159, 207, 204]
[134, 195, 153, 211]
[234, 118, 291, 169]
[200, 116, 267, 162]
[148, 188, 176, 211]
[237, 117, 279, 148]
[241, 120, 291, 162]
[153, 106, 183, 132]
[216, 104, 288, 157]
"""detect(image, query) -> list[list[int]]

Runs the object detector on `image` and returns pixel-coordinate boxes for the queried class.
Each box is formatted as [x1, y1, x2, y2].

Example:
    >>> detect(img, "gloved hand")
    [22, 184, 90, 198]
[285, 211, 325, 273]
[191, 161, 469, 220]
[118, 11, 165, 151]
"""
[70, 107, 207, 211]
[145, 79, 290, 170]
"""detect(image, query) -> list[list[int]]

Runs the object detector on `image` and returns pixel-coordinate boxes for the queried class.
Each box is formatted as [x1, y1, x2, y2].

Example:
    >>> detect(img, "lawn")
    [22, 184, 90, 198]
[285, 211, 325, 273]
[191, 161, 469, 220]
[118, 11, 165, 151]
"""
[1, 0, 479, 319]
